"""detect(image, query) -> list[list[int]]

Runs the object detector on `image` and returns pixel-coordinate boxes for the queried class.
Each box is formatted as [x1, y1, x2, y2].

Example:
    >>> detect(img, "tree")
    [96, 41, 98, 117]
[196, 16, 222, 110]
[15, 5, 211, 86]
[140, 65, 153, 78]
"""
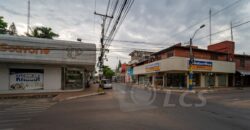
[103, 66, 115, 79]
[28, 26, 59, 39]
[116, 60, 122, 72]
[8, 22, 17, 35]
[0, 16, 8, 34]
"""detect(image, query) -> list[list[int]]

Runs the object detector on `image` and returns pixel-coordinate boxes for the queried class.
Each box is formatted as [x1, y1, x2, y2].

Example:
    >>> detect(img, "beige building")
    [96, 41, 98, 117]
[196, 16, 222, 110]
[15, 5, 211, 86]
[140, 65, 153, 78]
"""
[0, 35, 96, 93]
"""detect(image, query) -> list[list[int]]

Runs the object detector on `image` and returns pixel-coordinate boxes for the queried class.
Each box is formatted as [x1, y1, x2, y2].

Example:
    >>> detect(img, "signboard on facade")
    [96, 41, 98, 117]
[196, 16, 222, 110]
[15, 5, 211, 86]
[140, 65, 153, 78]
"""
[145, 62, 160, 72]
[191, 60, 213, 71]
[0, 36, 96, 66]
[127, 67, 133, 76]
[9, 69, 44, 90]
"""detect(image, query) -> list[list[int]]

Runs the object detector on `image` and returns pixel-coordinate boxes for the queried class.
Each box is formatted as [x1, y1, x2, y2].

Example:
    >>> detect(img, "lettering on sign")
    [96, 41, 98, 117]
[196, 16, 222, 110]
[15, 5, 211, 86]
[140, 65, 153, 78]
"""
[145, 62, 160, 72]
[190, 60, 213, 71]
[9, 69, 44, 90]
[0, 43, 50, 55]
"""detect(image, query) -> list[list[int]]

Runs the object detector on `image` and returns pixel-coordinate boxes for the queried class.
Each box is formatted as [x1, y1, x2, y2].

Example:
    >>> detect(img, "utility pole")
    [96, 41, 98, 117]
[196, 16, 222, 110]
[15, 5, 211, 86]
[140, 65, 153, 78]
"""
[27, 0, 30, 35]
[94, 11, 113, 85]
[209, 8, 212, 45]
[230, 21, 234, 41]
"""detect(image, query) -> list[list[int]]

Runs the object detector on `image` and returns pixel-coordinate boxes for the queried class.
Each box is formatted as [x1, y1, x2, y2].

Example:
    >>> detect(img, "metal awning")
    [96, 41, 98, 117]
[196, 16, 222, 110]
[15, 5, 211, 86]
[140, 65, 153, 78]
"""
[237, 70, 250, 76]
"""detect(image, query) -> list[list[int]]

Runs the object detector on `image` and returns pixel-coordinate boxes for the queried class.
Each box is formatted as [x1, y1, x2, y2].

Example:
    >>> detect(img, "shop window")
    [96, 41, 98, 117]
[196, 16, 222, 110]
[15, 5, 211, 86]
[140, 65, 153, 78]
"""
[211, 54, 218, 60]
[240, 58, 245, 68]
[9, 69, 44, 90]
[167, 73, 186, 87]
[218, 74, 227, 86]
[193, 73, 200, 86]
[205, 73, 215, 87]
[167, 52, 174, 57]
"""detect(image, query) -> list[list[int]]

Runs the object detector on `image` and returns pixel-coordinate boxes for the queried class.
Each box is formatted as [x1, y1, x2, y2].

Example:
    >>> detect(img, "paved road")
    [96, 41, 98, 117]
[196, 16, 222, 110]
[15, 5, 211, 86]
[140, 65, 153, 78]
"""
[0, 98, 56, 130]
[2, 84, 250, 130]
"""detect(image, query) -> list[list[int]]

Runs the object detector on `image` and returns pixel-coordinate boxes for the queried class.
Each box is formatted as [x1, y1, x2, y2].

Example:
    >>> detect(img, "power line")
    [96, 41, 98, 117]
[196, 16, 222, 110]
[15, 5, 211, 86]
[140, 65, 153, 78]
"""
[194, 20, 250, 41]
[163, 0, 243, 42]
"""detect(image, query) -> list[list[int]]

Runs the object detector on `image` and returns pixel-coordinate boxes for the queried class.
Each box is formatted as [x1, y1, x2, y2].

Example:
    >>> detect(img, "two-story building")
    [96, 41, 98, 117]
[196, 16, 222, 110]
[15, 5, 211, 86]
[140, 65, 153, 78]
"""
[132, 41, 244, 88]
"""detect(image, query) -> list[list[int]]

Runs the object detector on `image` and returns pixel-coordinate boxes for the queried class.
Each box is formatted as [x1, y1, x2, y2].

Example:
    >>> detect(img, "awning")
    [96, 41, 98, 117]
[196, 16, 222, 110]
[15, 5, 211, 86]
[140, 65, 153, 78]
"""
[237, 70, 250, 76]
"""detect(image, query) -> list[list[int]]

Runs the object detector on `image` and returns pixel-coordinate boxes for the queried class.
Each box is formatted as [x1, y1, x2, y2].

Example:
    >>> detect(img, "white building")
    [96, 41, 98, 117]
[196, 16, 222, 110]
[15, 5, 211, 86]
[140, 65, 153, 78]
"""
[0, 35, 96, 93]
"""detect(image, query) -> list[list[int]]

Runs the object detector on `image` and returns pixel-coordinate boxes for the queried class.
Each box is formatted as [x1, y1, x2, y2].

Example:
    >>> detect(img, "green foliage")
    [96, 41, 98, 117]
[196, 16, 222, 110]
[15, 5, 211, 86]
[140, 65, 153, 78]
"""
[116, 60, 122, 72]
[0, 16, 8, 34]
[28, 26, 59, 39]
[9, 22, 17, 35]
[103, 66, 115, 79]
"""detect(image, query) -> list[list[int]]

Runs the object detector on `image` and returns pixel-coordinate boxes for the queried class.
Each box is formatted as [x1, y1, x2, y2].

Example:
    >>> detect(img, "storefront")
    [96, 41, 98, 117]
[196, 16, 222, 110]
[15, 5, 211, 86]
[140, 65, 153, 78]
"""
[0, 35, 96, 92]
[133, 56, 235, 88]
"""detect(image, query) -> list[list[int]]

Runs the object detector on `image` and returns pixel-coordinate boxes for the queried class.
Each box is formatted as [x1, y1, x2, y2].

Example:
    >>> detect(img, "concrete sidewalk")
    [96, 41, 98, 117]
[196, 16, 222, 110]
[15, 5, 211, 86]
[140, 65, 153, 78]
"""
[0, 84, 104, 100]
[52, 84, 104, 101]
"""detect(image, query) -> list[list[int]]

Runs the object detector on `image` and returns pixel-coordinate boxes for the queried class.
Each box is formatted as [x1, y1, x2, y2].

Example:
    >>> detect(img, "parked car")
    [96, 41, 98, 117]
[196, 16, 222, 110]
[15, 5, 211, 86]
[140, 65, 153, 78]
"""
[101, 79, 112, 89]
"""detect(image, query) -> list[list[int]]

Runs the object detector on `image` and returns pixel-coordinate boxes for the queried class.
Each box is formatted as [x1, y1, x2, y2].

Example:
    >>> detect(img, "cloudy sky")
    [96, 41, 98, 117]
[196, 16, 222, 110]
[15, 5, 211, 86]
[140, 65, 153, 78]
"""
[0, 0, 250, 69]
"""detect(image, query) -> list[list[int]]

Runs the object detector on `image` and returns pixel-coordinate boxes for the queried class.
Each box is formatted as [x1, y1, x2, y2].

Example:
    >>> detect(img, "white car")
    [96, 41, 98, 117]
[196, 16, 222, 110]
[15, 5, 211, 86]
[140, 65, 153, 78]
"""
[102, 79, 112, 89]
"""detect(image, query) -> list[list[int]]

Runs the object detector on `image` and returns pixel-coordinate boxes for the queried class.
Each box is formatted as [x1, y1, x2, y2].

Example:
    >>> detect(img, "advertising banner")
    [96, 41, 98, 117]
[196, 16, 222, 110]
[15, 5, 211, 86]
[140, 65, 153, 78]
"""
[9, 69, 44, 90]
[0, 36, 96, 66]
[191, 60, 213, 71]
[145, 62, 160, 72]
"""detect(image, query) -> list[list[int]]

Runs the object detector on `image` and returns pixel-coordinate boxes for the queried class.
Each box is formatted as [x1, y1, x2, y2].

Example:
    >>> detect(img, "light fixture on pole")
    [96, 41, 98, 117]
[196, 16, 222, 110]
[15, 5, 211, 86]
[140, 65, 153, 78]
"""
[189, 24, 205, 90]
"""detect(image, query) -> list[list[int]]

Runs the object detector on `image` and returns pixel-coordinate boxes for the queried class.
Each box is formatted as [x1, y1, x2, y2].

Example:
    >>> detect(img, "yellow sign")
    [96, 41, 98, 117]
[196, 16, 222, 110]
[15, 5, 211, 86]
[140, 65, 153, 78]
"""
[145, 63, 160, 72]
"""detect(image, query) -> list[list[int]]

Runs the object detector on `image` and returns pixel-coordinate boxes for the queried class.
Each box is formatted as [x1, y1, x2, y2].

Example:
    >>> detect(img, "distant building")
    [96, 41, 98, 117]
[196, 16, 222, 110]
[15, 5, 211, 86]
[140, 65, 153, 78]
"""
[0, 35, 96, 93]
[132, 40, 250, 88]
[128, 50, 154, 65]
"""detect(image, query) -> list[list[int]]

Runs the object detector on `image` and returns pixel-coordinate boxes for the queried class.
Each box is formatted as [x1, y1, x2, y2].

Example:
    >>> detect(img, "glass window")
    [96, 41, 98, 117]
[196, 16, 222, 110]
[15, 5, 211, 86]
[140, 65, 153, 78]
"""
[218, 74, 226, 86]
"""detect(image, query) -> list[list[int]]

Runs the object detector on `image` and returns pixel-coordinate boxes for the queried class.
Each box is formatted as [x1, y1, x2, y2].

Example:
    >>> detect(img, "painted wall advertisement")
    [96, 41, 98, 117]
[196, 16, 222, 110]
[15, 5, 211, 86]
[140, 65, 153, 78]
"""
[9, 69, 44, 90]
[145, 62, 160, 72]
[191, 60, 213, 71]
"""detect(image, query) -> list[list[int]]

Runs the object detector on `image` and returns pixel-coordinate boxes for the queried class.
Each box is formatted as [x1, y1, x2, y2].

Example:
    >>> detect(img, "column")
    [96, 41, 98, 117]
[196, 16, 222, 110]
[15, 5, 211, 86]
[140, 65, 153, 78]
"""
[200, 73, 205, 88]
[186, 73, 189, 89]
[215, 74, 219, 87]
[225, 74, 229, 87]
[152, 74, 156, 87]
[162, 74, 165, 89]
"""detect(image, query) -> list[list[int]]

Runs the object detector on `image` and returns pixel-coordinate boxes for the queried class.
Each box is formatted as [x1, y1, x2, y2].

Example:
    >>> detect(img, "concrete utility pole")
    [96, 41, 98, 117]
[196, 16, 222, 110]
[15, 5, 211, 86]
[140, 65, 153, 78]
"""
[27, 0, 30, 35]
[189, 24, 205, 90]
[209, 8, 212, 45]
[94, 12, 113, 84]
[230, 21, 234, 41]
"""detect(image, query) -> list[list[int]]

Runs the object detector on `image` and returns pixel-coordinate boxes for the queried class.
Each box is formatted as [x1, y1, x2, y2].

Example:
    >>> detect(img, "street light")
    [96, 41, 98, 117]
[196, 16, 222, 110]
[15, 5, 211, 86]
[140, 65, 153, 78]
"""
[188, 24, 205, 90]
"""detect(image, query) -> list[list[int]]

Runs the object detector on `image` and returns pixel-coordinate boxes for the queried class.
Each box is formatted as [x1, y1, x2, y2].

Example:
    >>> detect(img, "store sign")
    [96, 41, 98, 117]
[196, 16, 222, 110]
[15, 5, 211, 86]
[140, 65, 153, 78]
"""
[0, 36, 96, 66]
[145, 62, 160, 72]
[191, 60, 213, 71]
[127, 68, 133, 76]
[9, 69, 44, 90]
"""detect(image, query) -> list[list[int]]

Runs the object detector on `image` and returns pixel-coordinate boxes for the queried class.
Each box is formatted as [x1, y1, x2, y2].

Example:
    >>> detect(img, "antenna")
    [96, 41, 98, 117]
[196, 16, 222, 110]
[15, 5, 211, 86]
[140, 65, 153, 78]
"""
[209, 8, 212, 45]
[27, 0, 30, 35]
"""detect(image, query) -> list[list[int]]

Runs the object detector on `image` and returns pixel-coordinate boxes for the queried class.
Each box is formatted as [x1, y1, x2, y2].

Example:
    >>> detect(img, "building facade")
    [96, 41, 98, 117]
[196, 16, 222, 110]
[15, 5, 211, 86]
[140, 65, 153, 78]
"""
[132, 41, 250, 88]
[0, 35, 96, 92]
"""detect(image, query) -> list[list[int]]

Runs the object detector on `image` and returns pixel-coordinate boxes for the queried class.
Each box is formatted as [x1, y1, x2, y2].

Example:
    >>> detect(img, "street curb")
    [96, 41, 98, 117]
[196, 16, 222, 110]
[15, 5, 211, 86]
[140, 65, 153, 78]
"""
[55, 92, 105, 102]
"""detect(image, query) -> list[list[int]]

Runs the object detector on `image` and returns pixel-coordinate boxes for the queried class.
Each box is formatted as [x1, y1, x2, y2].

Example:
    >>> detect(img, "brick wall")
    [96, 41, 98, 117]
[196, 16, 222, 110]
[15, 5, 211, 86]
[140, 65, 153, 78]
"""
[173, 48, 228, 61]
[207, 41, 235, 54]
[235, 55, 250, 71]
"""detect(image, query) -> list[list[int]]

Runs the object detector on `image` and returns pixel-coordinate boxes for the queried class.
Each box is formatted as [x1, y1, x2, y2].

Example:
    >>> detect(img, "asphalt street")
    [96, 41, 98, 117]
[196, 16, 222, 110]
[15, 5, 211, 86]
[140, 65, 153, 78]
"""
[1, 84, 250, 130]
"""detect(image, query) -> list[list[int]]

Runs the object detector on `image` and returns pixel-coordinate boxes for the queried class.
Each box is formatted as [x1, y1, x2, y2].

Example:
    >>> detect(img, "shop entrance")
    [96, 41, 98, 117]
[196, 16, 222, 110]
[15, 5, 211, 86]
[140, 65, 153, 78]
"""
[205, 73, 215, 87]
[166, 73, 186, 87]
[63, 68, 84, 90]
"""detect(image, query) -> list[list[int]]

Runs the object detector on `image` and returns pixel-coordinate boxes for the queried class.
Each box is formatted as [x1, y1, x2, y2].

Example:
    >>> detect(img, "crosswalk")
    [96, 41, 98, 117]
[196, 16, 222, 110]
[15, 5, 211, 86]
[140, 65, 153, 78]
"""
[0, 99, 56, 130]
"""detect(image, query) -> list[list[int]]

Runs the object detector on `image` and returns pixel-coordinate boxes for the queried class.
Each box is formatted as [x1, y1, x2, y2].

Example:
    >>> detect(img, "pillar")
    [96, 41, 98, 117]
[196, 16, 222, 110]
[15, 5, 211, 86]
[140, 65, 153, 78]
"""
[152, 74, 156, 87]
[186, 73, 189, 89]
[200, 73, 205, 88]
[225, 74, 229, 87]
[215, 74, 219, 87]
